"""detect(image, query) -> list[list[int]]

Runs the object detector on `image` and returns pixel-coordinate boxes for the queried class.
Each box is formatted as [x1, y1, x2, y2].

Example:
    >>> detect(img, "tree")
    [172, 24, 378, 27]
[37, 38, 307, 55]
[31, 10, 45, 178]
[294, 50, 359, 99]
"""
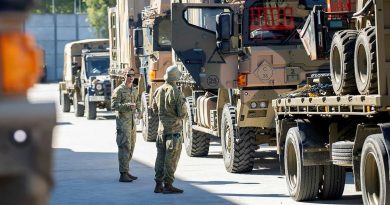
[83, 0, 116, 38]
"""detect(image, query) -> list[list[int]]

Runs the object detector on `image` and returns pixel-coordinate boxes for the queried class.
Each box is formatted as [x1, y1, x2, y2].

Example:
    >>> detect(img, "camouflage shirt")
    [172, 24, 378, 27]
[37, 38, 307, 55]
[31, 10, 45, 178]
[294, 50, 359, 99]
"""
[111, 83, 140, 129]
[152, 82, 187, 135]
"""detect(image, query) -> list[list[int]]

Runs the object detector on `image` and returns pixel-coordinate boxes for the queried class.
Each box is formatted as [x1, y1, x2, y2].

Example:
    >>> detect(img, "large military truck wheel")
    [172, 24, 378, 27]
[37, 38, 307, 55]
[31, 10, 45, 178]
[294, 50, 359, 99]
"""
[330, 30, 359, 95]
[141, 92, 158, 142]
[85, 94, 97, 120]
[221, 104, 256, 173]
[73, 92, 84, 117]
[354, 26, 378, 95]
[60, 91, 70, 112]
[332, 141, 354, 166]
[361, 134, 390, 205]
[318, 165, 346, 199]
[183, 97, 210, 157]
[285, 127, 320, 201]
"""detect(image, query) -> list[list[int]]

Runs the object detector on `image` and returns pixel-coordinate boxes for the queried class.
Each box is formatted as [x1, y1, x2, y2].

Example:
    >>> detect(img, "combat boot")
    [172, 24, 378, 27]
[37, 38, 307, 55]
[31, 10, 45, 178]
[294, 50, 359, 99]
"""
[119, 172, 133, 182]
[154, 182, 163, 193]
[127, 173, 138, 180]
[163, 183, 183, 194]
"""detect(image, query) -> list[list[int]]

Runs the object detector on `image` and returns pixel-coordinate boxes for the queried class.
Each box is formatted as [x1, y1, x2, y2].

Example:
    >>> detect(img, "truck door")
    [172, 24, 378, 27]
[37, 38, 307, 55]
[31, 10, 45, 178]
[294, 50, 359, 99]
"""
[171, 3, 238, 89]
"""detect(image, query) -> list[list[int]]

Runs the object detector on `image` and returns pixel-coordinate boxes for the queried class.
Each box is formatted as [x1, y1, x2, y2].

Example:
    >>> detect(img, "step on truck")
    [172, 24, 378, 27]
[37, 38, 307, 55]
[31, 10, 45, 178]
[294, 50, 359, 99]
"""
[272, 0, 390, 203]
[171, 0, 328, 173]
[59, 39, 111, 120]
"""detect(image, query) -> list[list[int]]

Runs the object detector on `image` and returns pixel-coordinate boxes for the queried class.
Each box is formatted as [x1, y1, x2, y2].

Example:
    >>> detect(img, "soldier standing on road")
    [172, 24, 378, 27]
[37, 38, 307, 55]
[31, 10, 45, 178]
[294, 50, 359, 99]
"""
[111, 69, 140, 182]
[152, 65, 187, 194]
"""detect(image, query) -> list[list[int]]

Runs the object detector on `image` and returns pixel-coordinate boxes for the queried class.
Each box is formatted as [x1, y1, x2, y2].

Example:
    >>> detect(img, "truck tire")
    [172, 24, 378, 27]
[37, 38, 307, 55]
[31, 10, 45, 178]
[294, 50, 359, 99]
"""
[330, 30, 359, 95]
[318, 165, 346, 199]
[74, 92, 84, 117]
[332, 141, 354, 166]
[361, 134, 390, 205]
[221, 104, 255, 173]
[354, 26, 377, 95]
[85, 94, 96, 120]
[60, 91, 70, 112]
[183, 97, 210, 157]
[141, 92, 158, 142]
[285, 127, 320, 201]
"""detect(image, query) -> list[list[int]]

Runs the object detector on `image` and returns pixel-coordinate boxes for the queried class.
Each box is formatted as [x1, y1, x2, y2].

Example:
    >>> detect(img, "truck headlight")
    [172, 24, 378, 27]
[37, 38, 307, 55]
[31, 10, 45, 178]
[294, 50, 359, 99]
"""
[250, 102, 257, 109]
[259, 101, 268, 108]
[96, 83, 103, 91]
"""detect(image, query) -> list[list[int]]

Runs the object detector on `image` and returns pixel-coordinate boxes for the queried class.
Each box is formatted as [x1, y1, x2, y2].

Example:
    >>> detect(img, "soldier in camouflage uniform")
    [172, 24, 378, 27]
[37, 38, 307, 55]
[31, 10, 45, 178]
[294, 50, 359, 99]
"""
[152, 65, 187, 194]
[111, 69, 140, 182]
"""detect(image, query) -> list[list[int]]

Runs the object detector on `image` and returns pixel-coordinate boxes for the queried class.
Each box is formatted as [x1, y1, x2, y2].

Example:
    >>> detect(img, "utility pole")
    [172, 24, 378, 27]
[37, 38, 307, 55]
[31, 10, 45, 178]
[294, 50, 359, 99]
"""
[52, 0, 55, 13]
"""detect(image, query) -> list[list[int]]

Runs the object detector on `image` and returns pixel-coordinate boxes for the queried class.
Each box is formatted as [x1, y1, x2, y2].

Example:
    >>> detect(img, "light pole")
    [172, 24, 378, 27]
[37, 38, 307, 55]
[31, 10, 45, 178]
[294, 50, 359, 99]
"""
[52, 0, 55, 13]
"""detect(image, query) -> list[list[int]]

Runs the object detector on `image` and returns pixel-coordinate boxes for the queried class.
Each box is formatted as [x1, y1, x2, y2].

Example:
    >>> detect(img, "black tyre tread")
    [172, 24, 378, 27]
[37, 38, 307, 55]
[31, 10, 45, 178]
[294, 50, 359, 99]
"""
[188, 130, 211, 157]
[285, 128, 320, 201]
[330, 30, 359, 95]
[61, 92, 71, 112]
[74, 92, 85, 117]
[142, 92, 158, 142]
[222, 104, 256, 173]
[332, 141, 354, 149]
[332, 156, 354, 160]
[333, 160, 353, 166]
[332, 148, 353, 153]
[85, 94, 97, 120]
[361, 134, 390, 205]
[332, 152, 353, 157]
[355, 26, 377, 95]
[318, 165, 346, 199]
[184, 96, 210, 157]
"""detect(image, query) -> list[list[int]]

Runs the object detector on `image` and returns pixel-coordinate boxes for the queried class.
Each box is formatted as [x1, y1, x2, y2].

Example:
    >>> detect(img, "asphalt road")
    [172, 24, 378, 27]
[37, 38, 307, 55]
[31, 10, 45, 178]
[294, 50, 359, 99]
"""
[28, 83, 363, 205]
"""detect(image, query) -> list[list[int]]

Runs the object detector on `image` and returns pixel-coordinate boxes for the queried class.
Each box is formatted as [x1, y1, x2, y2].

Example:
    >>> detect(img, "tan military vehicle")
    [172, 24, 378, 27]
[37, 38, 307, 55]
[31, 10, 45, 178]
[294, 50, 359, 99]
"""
[0, 0, 56, 204]
[171, 0, 328, 173]
[107, 0, 149, 89]
[134, 0, 173, 141]
[59, 39, 110, 120]
[272, 0, 390, 203]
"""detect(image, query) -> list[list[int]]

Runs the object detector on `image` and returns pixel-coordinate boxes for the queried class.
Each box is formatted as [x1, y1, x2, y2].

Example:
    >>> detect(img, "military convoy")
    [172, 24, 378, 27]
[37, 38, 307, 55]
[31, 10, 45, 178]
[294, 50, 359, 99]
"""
[170, 0, 330, 173]
[0, 0, 56, 204]
[59, 39, 111, 120]
[272, 0, 390, 203]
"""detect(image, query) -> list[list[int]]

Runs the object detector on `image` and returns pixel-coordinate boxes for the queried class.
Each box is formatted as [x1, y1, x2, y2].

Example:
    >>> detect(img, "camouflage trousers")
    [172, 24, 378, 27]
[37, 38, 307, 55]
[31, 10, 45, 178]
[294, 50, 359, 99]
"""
[116, 125, 136, 173]
[154, 133, 182, 184]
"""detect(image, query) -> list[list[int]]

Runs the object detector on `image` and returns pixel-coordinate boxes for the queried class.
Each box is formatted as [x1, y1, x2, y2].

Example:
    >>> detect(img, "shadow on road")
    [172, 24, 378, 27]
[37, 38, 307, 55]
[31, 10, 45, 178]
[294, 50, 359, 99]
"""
[52, 148, 237, 205]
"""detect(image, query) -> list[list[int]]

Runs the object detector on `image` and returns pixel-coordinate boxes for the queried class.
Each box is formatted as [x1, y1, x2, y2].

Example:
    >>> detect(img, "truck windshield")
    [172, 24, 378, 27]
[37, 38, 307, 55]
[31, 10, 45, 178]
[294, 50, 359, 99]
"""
[184, 7, 226, 33]
[157, 19, 171, 47]
[86, 56, 109, 77]
[247, 1, 303, 44]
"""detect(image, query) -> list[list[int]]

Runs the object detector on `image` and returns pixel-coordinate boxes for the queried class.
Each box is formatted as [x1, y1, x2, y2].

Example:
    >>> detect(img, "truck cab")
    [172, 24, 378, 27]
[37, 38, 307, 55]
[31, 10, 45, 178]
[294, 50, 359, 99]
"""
[59, 39, 111, 120]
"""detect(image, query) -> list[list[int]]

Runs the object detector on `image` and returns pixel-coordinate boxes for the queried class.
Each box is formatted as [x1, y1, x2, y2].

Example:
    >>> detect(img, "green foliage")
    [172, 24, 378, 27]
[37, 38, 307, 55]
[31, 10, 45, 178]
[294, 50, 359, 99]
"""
[83, 0, 116, 38]
[33, 0, 87, 14]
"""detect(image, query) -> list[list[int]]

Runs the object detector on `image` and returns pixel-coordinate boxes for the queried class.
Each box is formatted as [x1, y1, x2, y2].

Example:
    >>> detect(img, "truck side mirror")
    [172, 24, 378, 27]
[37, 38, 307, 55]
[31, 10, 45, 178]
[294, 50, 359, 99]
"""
[133, 28, 144, 56]
[216, 12, 233, 53]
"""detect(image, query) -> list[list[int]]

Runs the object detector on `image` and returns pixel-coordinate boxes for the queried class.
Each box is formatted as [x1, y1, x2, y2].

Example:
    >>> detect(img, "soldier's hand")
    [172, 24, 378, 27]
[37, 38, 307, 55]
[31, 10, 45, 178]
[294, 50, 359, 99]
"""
[127, 103, 136, 110]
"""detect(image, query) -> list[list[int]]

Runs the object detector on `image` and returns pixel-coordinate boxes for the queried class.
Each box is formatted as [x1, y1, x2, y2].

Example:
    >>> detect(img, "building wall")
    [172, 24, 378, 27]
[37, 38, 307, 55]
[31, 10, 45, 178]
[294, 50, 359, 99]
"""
[25, 14, 96, 81]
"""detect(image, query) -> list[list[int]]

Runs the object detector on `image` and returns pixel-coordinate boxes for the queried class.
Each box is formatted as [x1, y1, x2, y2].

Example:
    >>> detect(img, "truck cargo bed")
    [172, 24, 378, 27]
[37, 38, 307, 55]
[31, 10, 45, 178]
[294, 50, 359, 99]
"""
[272, 95, 390, 116]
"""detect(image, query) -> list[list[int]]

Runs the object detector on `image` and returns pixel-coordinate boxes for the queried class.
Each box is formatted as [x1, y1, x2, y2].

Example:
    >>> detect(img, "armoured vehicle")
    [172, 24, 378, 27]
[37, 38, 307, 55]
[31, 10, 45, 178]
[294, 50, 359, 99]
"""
[171, 0, 328, 173]
[59, 39, 111, 120]
[272, 0, 390, 203]
[0, 0, 56, 204]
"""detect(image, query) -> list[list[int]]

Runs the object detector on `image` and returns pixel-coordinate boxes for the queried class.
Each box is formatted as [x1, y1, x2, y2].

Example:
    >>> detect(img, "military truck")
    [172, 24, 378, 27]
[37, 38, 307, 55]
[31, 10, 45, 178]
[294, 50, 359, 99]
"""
[59, 39, 111, 120]
[272, 0, 390, 203]
[0, 0, 56, 204]
[171, 0, 328, 173]
[135, 0, 173, 141]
